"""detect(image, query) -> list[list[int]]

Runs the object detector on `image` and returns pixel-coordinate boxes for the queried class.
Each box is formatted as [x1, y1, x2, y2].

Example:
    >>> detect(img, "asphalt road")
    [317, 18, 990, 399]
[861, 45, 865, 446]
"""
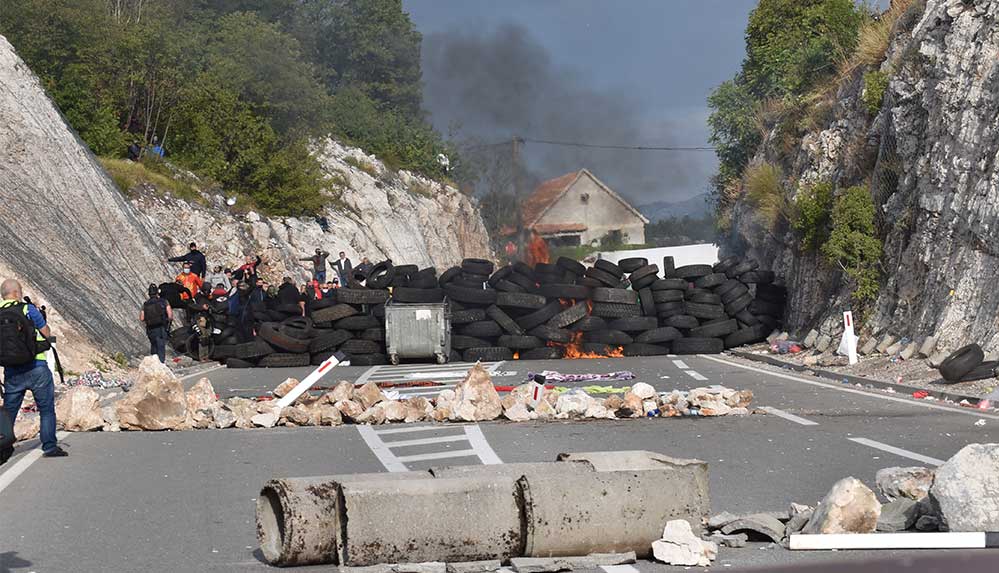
[1, 353, 997, 573]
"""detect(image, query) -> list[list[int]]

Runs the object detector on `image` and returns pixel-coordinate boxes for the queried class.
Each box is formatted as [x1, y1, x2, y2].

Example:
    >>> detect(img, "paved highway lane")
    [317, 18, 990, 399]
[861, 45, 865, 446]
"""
[1, 353, 996, 572]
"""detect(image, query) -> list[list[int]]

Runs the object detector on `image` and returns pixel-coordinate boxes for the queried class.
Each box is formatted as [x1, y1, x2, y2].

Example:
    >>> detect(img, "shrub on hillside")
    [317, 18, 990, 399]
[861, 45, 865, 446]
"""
[822, 186, 882, 303]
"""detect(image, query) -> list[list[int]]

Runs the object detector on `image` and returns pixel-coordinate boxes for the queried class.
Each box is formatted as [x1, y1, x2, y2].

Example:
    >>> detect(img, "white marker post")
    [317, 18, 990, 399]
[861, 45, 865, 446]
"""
[837, 311, 859, 365]
[790, 532, 999, 551]
[275, 352, 347, 408]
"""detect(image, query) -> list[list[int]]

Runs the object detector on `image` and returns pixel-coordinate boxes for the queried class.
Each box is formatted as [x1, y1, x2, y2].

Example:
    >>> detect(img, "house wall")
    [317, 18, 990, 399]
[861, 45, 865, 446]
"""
[536, 175, 646, 244]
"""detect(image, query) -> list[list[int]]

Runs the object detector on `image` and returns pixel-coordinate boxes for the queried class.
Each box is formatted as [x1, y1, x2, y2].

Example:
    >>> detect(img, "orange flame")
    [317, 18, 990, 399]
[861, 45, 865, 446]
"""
[513, 352, 520, 360]
[526, 233, 550, 266]
[551, 331, 624, 359]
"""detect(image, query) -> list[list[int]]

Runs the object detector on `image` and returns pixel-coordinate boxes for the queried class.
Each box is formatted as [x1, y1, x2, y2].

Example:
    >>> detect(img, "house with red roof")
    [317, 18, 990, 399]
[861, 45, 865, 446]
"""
[520, 169, 649, 246]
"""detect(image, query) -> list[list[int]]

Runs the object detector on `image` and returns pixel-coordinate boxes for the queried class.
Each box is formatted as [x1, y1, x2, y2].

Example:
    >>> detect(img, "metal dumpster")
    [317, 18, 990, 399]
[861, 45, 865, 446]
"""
[384, 300, 451, 365]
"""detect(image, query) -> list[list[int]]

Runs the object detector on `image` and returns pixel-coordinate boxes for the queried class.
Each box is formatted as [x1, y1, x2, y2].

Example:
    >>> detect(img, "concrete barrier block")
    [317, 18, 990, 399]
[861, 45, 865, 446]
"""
[430, 461, 594, 480]
[339, 477, 524, 566]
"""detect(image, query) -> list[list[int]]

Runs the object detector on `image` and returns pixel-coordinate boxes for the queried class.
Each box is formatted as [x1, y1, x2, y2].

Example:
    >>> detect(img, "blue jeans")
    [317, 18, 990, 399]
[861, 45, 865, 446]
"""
[147, 326, 167, 362]
[315, 270, 327, 283]
[2, 365, 57, 453]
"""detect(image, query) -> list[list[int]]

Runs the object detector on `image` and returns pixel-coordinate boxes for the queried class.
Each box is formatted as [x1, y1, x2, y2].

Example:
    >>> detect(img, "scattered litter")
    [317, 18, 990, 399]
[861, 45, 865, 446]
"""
[770, 340, 802, 354]
[525, 370, 636, 383]
[66, 370, 131, 391]
[974, 419, 986, 426]
[913, 390, 930, 399]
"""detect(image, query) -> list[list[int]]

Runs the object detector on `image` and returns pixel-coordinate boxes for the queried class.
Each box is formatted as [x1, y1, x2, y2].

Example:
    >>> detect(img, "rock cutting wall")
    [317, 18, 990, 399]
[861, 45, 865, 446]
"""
[723, 0, 999, 353]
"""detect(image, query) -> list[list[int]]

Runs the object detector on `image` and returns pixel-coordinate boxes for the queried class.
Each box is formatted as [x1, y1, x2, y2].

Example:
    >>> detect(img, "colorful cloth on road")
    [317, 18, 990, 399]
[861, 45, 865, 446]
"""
[525, 370, 636, 383]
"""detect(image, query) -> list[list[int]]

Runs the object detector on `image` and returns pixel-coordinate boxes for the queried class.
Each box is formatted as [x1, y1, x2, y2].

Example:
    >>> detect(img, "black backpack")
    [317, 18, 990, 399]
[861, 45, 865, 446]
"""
[0, 303, 39, 367]
[143, 298, 167, 328]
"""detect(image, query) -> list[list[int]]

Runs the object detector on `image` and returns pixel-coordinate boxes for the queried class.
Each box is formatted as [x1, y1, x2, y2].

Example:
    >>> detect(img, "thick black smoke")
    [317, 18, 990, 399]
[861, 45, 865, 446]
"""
[421, 24, 697, 206]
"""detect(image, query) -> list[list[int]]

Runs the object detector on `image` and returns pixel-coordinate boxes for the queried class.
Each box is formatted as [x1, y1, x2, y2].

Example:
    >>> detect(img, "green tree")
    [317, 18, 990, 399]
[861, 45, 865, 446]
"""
[707, 78, 762, 184]
[822, 186, 882, 303]
[792, 181, 834, 251]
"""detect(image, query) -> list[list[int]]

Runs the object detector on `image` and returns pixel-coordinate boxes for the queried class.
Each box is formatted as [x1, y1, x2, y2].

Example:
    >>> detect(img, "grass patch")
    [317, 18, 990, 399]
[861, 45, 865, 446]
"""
[822, 185, 882, 304]
[344, 156, 379, 178]
[838, 0, 914, 78]
[744, 162, 791, 231]
[100, 157, 201, 202]
[792, 181, 834, 251]
[410, 180, 435, 198]
[863, 69, 890, 115]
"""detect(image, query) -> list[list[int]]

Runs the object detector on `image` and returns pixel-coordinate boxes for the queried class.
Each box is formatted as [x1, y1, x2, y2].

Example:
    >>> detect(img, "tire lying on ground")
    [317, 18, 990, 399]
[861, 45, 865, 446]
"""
[672, 337, 724, 355]
[724, 325, 768, 348]
[463, 347, 515, 362]
[259, 323, 311, 354]
[958, 360, 999, 382]
[623, 343, 668, 357]
[938, 343, 986, 382]
[226, 357, 256, 369]
[258, 353, 311, 368]
[496, 335, 544, 350]
[520, 346, 566, 360]
[345, 354, 388, 366]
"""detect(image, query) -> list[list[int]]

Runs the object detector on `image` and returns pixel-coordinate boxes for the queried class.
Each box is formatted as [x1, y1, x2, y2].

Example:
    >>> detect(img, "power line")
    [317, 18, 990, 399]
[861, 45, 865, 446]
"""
[522, 137, 714, 151]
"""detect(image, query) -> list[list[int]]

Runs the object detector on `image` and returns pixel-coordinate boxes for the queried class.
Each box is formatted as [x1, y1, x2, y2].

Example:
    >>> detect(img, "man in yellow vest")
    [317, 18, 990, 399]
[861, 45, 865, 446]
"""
[0, 279, 67, 457]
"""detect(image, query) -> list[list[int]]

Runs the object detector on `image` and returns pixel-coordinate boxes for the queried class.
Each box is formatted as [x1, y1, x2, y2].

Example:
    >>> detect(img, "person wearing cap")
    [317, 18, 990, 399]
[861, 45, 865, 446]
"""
[140, 284, 173, 363]
[168, 242, 208, 278]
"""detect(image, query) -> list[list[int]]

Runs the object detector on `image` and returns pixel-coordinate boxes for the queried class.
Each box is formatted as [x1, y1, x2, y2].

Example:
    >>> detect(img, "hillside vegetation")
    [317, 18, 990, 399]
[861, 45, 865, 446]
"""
[1, 0, 456, 217]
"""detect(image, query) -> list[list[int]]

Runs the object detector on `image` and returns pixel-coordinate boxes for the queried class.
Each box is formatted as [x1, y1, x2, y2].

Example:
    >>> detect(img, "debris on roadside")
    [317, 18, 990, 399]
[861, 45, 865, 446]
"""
[801, 477, 881, 534]
[651, 519, 717, 567]
[65, 370, 131, 391]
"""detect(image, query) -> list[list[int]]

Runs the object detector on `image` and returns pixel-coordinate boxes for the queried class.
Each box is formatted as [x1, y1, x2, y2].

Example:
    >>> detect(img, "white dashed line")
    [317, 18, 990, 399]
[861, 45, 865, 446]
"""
[0, 430, 70, 495]
[383, 435, 469, 448]
[761, 406, 819, 426]
[463, 425, 503, 465]
[672, 360, 689, 369]
[685, 370, 708, 381]
[359, 424, 502, 471]
[394, 450, 479, 462]
[179, 364, 224, 381]
[848, 438, 946, 466]
[601, 566, 641, 573]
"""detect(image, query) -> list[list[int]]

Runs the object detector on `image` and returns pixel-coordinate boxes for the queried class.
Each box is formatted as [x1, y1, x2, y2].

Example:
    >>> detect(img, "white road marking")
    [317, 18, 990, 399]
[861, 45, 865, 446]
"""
[464, 425, 503, 465]
[392, 389, 453, 398]
[848, 438, 946, 466]
[761, 406, 819, 426]
[357, 361, 505, 384]
[601, 566, 641, 573]
[179, 364, 224, 382]
[685, 370, 708, 381]
[356, 426, 410, 472]
[405, 372, 469, 379]
[701, 355, 999, 422]
[672, 360, 689, 369]
[373, 425, 457, 435]
[384, 435, 469, 448]
[0, 430, 70, 495]
[394, 449, 479, 462]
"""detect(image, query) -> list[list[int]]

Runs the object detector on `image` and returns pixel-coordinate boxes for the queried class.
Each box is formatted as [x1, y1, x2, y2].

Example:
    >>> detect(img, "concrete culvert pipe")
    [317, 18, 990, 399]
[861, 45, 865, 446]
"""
[520, 469, 710, 558]
[338, 476, 525, 566]
[257, 473, 428, 567]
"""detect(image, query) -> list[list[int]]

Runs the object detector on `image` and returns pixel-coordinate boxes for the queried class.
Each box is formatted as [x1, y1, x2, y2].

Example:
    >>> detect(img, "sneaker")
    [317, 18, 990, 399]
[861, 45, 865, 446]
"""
[43, 446, 69, 458]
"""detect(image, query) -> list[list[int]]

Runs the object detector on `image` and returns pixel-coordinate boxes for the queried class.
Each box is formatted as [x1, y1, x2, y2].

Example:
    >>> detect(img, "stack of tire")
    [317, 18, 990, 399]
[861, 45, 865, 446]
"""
[937, 343, 998, 383]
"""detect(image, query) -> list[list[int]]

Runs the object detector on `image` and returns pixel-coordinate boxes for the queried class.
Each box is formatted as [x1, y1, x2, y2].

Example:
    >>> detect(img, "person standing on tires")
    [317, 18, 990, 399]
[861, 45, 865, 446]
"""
[140, 284, 173, 363]
[168, 242, 207, 279]
[300, 249, 330, 283]
[0, 279, 67, 458]
[332, 251, 352, 287]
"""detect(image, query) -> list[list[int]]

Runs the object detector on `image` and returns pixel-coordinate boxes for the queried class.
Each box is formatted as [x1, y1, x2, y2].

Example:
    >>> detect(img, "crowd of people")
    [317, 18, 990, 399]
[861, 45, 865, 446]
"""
[142, 242, 373, 363]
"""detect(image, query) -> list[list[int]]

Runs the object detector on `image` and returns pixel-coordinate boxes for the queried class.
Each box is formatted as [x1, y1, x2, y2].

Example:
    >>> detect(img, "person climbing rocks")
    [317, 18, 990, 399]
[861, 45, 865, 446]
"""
[233, 254, 262, 283]
[140, 284, 173, 363]
[300, 249, 330, 283]
[0, 279, 67, 458]
[168, 242, 207, 278]
[332, 251, 352, 286]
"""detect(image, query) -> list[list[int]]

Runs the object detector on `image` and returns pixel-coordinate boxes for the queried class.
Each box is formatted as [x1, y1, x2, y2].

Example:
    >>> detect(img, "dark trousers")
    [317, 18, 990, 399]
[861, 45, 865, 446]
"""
[147, 326, 167, 362]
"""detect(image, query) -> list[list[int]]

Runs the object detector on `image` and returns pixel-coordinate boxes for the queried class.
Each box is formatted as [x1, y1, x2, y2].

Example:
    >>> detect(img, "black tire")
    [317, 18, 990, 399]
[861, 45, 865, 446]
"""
[958, 361, 999, 382]
[497, 335, 544, 349]
[570, 316, 607, 332]
[726, 260, 759, 278]
[672, 264, 712, 279]
[581, 343, 617, 355]
[691, 319, 739, 338]
[592, 288, 639, 305]
[362, 328, 385, 342]
[452, 277, 488, 290]
[443, 284, 498, 306]
[258, 353, 311, 368]
[234, 339, 276, 359]
[461, 258, 494, 276]
[341, 339, 383, 355]
[337, 288, 390, 305]
[756, 284, 788, 303]
[548, 302, 589, 328]
[463, 347, 514, 362]
[653, 290, 684, 303]
[655, 301, 686, 317]
[335, 315, 381, 331]
[407, 269, 439, 289]
[586, 330, 634, 345]
[715, 279, 745, 298]
[594, 259, 623, 278]
[226, 357, 255, 369]
[211, 344, 236, 361]
[623, 343, 668, 357]
[486, 305, 526, 335]
[686, 302, 727, 320]
[591, 302, 642, 318]
[458, 320, 503, 338]
[274, 303, 303, 316]
[749, 299, 783, 316]
[556, 257, 586, 276]
[724, 325, 769, 348]
[713, 256, 741, 274]
[584, 267, 620, 287]
[739, 270, 775, 284]
[608, 316, 659, 332]
[577, 277, 603, 288]
[494, 280, 527, 294]
[515, 301, 563, 330]
[346, 354, 388, 366]
[694, 273, 727, 289]
[529, 324, 573, 343]
[452, 335, 494, 350]
[630, 274, 658, 291]
[673, 337, 724, 355]
[619, 257, 649, 273]
[488, 265, 513, 287]
[721, 285, 751, 305]
[735, 309, 761, 326]
[520, 346, 566, 360]
[392, 287, 445, 304]
[309, 297, 338, 311]
[638, 288, 656, 317]
[512, 261, 535, 278]
[665, 315, 699, 329]
[309, 329, 352, 353]
[451, 308, 486, 325]
[439, 266, 462, 286]
[538, 283, 591, 300]
[366, 262, 396, 290]
[662, 256, 675, 275]
[724, 292, 754, 315]
[628, 264, 660, 283]
[688, 292, 722, 305]
[496, 292, 547, 310]
[939, 344, 985, 382]
[635, 327, 682, 344]
[652, 279, 688, 291]
[282, 317, 316, 340]
[507, 272, 537, 291]
[259, 323, 310, 353]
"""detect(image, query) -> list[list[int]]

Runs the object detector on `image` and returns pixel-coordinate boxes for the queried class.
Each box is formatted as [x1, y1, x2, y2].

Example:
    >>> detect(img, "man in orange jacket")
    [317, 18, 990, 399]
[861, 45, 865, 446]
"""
[176, 262, 203, 302]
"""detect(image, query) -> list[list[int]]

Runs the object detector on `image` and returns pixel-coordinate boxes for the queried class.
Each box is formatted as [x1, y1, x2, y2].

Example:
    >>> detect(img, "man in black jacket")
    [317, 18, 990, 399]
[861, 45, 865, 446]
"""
[168, 242, 207, 278]
[332, 251, 352, 286]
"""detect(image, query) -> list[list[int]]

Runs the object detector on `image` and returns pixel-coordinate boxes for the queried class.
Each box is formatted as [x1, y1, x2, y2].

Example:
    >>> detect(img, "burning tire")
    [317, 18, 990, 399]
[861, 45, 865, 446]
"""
[528, 325, 573, 343]
[486, 305, 526, 336]
[547, 302, 588, 329]
[497, 335, 544, 350]
[514, 301, 563, 330]
[569, 316, 607, 332]
[521, 346, 566, 360]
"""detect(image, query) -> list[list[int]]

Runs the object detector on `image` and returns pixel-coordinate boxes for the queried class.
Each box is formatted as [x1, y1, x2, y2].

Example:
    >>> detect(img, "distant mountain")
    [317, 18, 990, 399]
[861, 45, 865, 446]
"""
[639, 192, 713, 222]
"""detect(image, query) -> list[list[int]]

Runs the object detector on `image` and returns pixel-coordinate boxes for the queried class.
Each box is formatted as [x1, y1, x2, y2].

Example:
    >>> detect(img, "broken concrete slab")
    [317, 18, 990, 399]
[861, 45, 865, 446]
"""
[885, 341, 903, 356]
[899, 342, 918, 360]
[446, 561, 502, 573]
[859, 337, 878, 356]
[876, 334, 896, 354]
[928, 350, 950, 368]
[814, 334, 832, 353]
[395, 563, 447, 573]
[930, 443, 999, 531]
[802, 477, 881, 534]
[705, 532, 747, 548]
[706, 511, 739, 530]
[803, 329, 818, 348]
[509, 552, 636, 573]
[918, 336, 937, 358]
[875, 466, 935, 501]
[651, 520, 716, 567]
[719, 513, 786, 543]
[876, 498, 920, 532]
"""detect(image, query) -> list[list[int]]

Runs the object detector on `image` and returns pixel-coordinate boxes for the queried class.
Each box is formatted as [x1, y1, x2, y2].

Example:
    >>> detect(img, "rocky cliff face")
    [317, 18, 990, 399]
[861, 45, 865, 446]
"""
[0, 34, 167, 361]
[133, 139, 493, 284]
[724, 0, 999, 353]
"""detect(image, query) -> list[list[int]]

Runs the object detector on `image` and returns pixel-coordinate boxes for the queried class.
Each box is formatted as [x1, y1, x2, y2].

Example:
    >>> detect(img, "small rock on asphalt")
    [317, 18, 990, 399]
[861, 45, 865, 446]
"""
[876, 498, 920, 532]
[930, 443, 999, 531]
[876, 466, 935, 501]
[803, 477, 881, 534]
